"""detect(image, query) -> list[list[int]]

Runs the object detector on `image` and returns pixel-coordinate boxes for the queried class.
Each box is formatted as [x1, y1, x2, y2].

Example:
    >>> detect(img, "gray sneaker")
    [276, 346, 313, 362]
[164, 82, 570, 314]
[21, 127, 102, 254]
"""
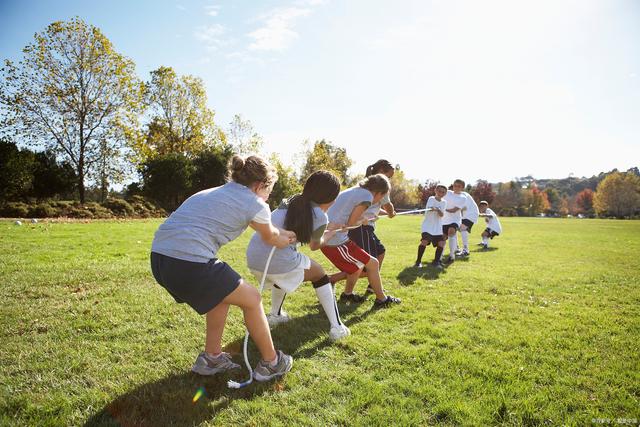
[191, 352, 240, 376]
[253, 350, 293, 382]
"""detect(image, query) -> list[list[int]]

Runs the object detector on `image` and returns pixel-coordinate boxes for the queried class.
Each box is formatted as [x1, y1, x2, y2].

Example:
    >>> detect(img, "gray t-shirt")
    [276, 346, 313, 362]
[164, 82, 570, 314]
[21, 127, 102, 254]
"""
[364, 192, 391, 229]
[151, 181, 270, 263]
[246, 202, 328, 274]
[326, 186, 373, 246]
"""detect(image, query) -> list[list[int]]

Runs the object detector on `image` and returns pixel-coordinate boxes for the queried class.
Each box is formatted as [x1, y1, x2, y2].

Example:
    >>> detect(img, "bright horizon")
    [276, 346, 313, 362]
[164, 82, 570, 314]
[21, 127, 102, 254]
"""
[1, 0, 639, 185]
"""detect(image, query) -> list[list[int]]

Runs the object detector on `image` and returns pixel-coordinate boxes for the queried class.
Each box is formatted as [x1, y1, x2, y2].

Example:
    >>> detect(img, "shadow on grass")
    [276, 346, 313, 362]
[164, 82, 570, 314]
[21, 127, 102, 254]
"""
[472, 247, 499, 253]
[396, 263, 447, 286]
[85, 301, 374, 426]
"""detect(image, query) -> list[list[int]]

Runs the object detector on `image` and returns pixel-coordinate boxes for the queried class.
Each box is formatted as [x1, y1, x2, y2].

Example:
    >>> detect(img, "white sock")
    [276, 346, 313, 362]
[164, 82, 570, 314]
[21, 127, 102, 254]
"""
[461, 230, 469, 250]
[448, 234, 458, 256]
[271, 286, 287, 316]
[482, 236, 489, 246]
[315, 283, 342, 328]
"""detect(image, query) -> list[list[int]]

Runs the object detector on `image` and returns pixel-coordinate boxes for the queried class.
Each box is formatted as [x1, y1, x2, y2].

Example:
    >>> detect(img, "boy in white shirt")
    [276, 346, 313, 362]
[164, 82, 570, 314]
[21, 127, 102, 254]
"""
[414, 184, 447, 268]
[457, 191, 479, 257]
[441, 179, 468, 263]
[478, 201, 502, 249]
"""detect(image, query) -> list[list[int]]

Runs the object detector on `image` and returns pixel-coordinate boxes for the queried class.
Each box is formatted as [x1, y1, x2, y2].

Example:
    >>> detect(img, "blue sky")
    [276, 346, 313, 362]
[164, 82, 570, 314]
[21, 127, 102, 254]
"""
[1, 0, 639, 184]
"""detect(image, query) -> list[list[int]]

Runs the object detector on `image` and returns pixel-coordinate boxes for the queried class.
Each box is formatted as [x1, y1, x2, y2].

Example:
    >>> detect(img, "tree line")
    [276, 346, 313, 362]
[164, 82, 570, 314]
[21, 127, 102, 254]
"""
[1, 18, 638, 219]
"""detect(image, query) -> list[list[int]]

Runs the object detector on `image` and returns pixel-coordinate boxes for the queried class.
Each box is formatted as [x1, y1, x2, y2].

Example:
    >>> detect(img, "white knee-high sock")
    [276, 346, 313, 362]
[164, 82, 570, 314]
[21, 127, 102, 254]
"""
[271, 286, 287, 315]
[461, 230, 469, 250]
[482, 235, 489, 246]
[315, 283, 342, 328]
[449, 234, 458, 256]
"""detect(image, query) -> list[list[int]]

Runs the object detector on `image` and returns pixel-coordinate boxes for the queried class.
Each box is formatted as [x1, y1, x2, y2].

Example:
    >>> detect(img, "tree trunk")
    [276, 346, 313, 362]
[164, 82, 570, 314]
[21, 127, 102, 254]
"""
[78, 156, 85, 204]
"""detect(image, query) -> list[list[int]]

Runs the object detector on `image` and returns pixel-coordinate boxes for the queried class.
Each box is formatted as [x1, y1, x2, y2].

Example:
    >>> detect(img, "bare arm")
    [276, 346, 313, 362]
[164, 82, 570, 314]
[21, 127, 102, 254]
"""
[382, 202, 396, 218]
[250, 221, 296, 249]
[347, 204, 370, 227]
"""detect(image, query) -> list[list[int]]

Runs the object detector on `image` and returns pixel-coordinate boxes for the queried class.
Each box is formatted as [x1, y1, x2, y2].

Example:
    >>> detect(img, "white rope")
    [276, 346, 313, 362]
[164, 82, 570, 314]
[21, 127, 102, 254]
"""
[227, 245, 277, 389]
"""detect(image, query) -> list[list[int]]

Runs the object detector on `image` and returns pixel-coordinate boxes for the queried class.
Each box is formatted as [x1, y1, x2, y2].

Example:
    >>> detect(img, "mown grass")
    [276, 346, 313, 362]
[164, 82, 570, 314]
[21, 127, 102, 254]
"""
[0, 217, 638, 426]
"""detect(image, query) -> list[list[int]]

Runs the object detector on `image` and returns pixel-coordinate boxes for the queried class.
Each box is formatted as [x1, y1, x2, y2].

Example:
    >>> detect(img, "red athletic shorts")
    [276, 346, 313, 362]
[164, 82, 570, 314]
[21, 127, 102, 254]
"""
[321, 240, 372, 274]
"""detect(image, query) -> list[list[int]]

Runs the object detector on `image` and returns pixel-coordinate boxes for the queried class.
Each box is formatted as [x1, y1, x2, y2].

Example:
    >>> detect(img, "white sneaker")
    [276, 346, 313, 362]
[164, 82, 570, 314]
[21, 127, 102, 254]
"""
[267, 312, 290, 327]
[329, 324, 351, 341]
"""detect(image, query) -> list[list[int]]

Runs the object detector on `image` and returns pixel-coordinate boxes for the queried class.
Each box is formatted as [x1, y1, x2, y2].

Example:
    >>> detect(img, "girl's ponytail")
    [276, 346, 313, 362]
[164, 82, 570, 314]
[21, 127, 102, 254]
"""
[284, 171, 340, 244]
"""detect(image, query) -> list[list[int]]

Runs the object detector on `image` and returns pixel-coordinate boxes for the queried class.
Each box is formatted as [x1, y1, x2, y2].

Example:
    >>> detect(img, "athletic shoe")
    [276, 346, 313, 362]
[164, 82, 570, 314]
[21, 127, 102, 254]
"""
[329, 324, 351, 341]
[253, 350, 293, 382]
[414, 262, 423, 268]
[481, 244, 489, 250]
[459, 249, 470, 257]
[339, 292, 366, 303]
[365, 285, 388, 294]
[455, 249, 464, 256]
[266, 312, 291, 327]
[444, 255, 455, 264]
[191, 351, 240, 376]
[431, 261, 444, 270]
[373, 295, 401, 309]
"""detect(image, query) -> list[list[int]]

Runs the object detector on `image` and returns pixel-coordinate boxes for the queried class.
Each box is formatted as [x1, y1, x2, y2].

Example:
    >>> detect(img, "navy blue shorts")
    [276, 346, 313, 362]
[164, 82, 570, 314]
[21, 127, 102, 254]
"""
[442, 223, 459, 235]
[150, 252, 241, 315]
[484, 228, 500, 239]
[348, 225, 386, 258]
[461, 218, 475, 231]
[421, 232, 444, 247]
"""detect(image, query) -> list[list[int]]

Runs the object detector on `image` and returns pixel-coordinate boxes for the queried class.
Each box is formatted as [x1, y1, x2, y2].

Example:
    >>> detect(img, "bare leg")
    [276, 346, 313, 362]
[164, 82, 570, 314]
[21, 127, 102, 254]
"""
[214, 280, 277, 362]
[205, 303, 231, 354]
[343, 267, 365, 295]
[363, 257, 385, 300]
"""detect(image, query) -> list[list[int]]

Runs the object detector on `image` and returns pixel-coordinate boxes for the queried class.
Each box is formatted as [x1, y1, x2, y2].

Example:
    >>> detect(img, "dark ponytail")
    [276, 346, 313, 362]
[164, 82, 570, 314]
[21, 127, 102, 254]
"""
[284, 171, 340, 244]
[366, 159, 394, 177]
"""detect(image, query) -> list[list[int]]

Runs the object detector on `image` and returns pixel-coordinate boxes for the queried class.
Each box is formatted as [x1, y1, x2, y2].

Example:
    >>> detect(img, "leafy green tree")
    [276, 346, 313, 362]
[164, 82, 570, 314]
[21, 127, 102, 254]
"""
[300, 140, 353, 185]
[141, 153, 195, 211]
[0, 138, 35, 202]
[269, 154, 302, 210]
[594, 172, 640, 218]
[30, 150, 77, 200]
[389, 168, 420, 209]
[0, 18, 144, 203]
[137, 66, 225, 160]
[191, 145, 235, 193]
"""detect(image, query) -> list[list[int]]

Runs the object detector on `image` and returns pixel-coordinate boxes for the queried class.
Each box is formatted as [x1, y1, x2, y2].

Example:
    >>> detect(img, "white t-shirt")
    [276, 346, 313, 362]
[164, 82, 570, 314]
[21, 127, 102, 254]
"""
[421, 196, 447, 235]
[484, 208, 502, 234]
[442, 190, 467, 226]
[364, 192, 391, 229]
[461, 191, 479, 223]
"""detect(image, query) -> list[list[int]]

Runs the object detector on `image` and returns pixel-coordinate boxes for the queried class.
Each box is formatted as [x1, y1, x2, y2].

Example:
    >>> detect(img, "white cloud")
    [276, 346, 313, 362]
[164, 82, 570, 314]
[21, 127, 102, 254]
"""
[204, 4, 221, 17]
[194, 24, 227, 51]
[247, 7, 311, 51]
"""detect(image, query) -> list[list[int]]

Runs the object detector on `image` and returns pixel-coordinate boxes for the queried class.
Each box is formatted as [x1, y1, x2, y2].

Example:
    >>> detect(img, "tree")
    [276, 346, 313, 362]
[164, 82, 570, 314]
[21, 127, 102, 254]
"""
[30, 150, 76, 200]
[137, 66, 225, 160]
[141, 153, 195, 211]
[471, 180, 495, 204]
[300, 140, 353, 185]
[521, 186, 549, 216]
[575, 189, 594, 216]
[1, 18, 144, 203]
[417, 180, 439, 205]
[594, 172, 640, 218]
[191, 145, 235, 194]
[0, 138, 34, 202]
[227, 114, 263, 156]
[493, 181, 522, 216]
[389, 167, 420, 209]
[269, 154, 302, 210]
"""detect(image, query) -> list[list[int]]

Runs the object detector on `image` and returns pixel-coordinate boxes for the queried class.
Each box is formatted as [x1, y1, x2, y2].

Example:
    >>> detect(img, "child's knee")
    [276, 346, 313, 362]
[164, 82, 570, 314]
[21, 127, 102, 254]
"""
[366, 257, 379, 270]
[420, 239, 428, 246]
[239, 281, 262, 307]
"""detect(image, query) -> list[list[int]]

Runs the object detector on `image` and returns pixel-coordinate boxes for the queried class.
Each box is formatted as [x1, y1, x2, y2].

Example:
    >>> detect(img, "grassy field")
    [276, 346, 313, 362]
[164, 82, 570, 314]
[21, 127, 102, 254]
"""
[1, 216, 639, 426]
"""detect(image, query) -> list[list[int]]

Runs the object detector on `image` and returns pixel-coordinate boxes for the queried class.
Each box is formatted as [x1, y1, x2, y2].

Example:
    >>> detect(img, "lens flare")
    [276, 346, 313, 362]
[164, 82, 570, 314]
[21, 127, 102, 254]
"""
[192, 387, 205, 403]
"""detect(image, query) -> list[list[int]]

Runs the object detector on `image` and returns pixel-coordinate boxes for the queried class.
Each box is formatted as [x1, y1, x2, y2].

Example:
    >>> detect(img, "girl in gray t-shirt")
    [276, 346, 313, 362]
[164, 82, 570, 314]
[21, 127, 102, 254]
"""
[246, 171, 350, 341]
[150, 155, 296, 381]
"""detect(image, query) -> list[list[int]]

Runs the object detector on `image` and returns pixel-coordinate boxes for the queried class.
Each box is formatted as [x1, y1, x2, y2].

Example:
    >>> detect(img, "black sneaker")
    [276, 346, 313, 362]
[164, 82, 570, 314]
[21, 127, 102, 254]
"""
[339, 292, 366, 303]
[431, 261, 444, 270]
[413, 262, 423, 268]
[365, 285, 387, 294]
[373, 295, 401, 309]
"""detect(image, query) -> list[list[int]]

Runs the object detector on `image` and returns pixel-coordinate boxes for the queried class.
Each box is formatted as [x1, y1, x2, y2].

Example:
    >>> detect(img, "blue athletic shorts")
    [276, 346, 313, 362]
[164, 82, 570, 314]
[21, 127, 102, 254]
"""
[150, 252, 241, 314]
[348, 225, 386, 258]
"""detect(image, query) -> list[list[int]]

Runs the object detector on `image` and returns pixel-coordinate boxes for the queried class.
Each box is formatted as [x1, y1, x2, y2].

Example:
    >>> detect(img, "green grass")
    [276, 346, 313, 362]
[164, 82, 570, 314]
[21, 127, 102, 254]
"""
[1, 217, 639, 426]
